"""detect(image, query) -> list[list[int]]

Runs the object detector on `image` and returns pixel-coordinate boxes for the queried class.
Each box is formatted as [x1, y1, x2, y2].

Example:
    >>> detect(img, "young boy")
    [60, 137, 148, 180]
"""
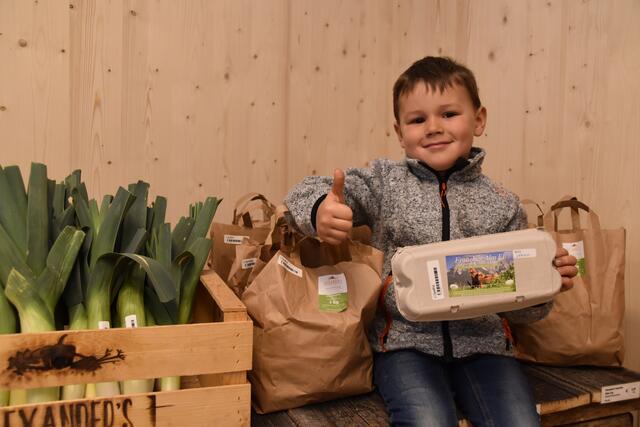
[284, 56, 577, 426]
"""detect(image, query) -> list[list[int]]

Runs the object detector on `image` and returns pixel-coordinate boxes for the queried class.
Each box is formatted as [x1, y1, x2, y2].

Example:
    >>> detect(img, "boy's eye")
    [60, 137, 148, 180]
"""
[408, 117, 425, 124]
[443, 111, 459, 118]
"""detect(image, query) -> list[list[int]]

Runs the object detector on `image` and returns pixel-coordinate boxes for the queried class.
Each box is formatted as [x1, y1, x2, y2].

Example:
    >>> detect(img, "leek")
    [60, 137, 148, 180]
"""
[117, 181, 153, 394]
[146, 197, 219, 391]
[0, 165, 28, 406]
[117, 265, 154, 393]
[60, 173, 92, 400]
[5, 227, 84, 403]
[4, 225, 85, 403]
[60, 302, 87, 400]
[0, 164, 85, 404]
[80, 183, 177, 397]
[84, 187, 134, 397]
[0, 289, 16, 406]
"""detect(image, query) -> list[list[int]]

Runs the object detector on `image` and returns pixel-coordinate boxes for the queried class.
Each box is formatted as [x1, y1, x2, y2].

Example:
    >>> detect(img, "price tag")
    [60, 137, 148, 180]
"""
[318, 273, 348, 312]
[601, 382, 640, 403]
[563, 241, 586, 277]
[125, 314, 138, 328]
[277, 255, 303, 277]
[241, 258, 257, 269]
[98, 321, 110, 330]
[224, 234, 249, 245]
[513, 248, 536, 259]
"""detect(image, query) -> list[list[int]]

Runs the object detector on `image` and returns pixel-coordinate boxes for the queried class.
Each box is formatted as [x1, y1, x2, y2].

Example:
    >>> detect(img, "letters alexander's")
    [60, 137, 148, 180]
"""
[2, 398, 137, 427]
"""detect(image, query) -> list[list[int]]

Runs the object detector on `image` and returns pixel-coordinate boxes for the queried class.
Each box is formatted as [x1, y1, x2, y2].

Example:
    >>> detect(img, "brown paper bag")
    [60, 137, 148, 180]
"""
[520, 198, 544, 229]
[209, 193, 276, 280]
[512, 198, 626, 366]
[243, 237, 383, 413]
[226, 205, 294, 296]
[226, 240, 263, 297]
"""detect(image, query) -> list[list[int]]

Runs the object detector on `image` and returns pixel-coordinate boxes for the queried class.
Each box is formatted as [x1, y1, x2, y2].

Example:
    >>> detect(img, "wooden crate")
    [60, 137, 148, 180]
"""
[0, 270, 252, 427]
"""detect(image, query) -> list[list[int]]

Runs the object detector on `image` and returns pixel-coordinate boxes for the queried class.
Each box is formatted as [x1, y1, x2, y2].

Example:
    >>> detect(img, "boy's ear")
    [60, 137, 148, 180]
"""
[473, 106, 487, 137]
[394, 122, 405, 148]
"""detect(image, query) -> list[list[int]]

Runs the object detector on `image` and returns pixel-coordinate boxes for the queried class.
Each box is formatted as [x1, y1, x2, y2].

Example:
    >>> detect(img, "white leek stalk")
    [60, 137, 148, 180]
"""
[4, 270, 59, 403]
[61, 303, 87, 400]
[117, 265, 153, 394]
[0, 289, 16, 406]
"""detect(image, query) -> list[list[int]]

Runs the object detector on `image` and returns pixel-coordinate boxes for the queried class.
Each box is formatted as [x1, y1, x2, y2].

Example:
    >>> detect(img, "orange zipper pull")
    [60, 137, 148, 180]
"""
[439, 182, 447, 207]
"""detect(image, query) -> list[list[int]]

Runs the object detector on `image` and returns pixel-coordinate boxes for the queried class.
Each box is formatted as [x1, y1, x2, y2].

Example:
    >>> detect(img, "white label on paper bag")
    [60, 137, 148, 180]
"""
[563, 240, 586, 277]
[98, 321, 110, 330]
[562, 241, 585, 258]
[427, 260, 444, 300]
[241, 258, 257, 269]
[318, 273, 348, 312]
[125, 314, 138, 328]
[601, 382, 640, 403]
[224, 234, 249, 245]
[277, 255, 303, 277]
[513, 248, 537, 259]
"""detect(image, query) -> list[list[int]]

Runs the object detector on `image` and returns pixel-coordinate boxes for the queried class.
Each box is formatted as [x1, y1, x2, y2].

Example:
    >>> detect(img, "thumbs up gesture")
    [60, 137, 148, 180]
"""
[316, 169, 353, 245]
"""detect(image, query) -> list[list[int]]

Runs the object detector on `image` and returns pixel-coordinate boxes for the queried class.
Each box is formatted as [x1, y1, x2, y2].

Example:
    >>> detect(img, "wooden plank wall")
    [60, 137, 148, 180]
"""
[0, 0, 638, 369]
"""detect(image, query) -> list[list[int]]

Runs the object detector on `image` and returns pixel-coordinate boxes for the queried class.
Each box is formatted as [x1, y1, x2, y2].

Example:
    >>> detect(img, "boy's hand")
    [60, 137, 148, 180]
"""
[553, 247, 578, 292]
[316, 169, 353, 245]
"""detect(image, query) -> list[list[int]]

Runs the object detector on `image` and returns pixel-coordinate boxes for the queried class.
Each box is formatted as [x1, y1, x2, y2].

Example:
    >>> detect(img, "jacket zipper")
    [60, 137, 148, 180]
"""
[438, 177, 454, 361]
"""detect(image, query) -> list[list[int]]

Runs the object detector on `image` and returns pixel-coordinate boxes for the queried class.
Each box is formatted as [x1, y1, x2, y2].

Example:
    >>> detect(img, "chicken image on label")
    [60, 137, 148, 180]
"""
[391, 228, 561, 321]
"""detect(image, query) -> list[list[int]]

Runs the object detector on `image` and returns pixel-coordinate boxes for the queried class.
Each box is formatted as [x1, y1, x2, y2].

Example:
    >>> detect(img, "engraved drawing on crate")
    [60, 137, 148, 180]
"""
[7, 334, 125, 376]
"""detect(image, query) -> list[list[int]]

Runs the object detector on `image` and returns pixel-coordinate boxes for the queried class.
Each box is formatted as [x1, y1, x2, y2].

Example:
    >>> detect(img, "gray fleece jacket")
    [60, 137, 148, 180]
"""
[284, 147, 551, 359]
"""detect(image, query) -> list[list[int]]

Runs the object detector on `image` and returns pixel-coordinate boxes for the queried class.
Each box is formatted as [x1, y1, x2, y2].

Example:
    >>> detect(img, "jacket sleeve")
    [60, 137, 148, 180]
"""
[500, 200, 553, 324]
[284, 160, 387, 237]
[503, 201, 528, 232]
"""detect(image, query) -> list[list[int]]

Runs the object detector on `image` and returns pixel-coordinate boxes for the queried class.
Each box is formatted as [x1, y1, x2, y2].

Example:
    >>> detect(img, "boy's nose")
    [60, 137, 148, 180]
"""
[425, 117, 443, 136]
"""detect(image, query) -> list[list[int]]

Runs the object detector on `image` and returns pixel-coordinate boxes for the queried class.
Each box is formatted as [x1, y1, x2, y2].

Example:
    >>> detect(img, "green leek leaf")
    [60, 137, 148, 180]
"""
[26, 163, 49, 276]
[4, 166, 28, 220]
[0, 167, 27, 252]
[171, 217, 195, 259]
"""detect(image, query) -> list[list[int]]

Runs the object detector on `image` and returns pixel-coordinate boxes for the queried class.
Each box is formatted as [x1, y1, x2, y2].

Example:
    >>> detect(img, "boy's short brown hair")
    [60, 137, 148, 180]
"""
[393, 56, 481, 122]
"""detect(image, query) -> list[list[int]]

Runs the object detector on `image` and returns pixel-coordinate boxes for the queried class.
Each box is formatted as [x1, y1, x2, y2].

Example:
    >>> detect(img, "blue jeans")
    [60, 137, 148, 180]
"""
[373, 350, 540, 427]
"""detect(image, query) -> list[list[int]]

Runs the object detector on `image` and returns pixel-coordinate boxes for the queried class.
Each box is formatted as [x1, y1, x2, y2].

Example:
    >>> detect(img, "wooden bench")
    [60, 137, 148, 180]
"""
[251, 363, 640, 426]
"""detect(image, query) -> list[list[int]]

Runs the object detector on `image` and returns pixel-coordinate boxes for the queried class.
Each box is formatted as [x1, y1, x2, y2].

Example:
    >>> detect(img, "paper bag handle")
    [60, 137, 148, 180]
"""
[264, 205, 296, 248]
[232, 193, 276, 227]
[550, 195, 581, 231]
[544, 198, 601, 231]
[290, 236, 353, 268]
[520, 198, 544, 228]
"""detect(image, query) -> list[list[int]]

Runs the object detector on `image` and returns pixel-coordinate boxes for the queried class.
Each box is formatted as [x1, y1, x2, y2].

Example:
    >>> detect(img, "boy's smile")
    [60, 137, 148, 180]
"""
[394, 81, 487, 172]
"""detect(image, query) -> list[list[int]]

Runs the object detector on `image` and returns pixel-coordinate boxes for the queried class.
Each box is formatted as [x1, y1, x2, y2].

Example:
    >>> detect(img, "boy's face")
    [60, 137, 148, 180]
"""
[394, 81, 486, 172]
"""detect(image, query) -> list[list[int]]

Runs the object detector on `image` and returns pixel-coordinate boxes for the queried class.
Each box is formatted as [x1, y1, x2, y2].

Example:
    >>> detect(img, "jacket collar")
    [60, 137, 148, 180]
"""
[405, 146, 485, 182]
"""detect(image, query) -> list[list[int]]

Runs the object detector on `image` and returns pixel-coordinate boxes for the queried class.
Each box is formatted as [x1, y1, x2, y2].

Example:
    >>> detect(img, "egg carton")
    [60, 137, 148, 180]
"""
[391, 228, 561, 321]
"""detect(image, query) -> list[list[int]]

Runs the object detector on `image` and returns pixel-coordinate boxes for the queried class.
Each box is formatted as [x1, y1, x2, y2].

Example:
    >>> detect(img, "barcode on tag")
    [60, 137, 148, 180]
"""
[125, 314, 138, 328]
[277, 255, 303, 277]
[601, 382, 640, 403]
[98, 321, 110, 330]
[427, 260, 444, 300]
[241, 258, 257, 269]
[224, 234, 249, 245]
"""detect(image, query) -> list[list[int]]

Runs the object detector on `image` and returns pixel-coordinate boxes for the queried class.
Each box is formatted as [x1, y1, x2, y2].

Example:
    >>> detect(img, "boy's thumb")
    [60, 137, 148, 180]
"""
[330, 169, 345, 203]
